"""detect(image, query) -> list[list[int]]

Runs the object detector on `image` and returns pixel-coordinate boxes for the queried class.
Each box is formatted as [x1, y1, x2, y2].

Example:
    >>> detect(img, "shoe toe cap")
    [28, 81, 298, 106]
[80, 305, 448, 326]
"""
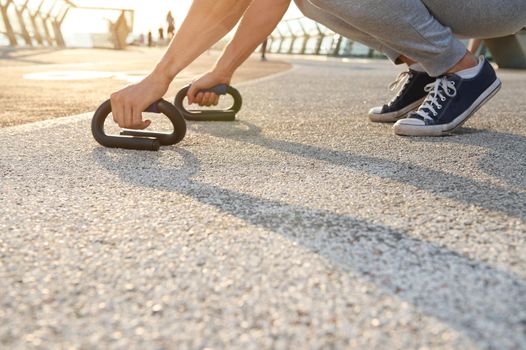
[395, 117, 426, 126]
[368, 106, 384, 115]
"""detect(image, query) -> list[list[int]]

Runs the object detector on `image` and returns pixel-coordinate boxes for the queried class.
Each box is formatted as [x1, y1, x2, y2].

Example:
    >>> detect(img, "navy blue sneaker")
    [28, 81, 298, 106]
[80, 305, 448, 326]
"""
[369, 69, 436, 122]
[394, 58, 501, 136]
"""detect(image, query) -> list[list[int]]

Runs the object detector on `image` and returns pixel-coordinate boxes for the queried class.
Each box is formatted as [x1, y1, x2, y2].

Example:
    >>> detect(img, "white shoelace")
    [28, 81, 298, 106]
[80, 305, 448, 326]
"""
[414, 77, 457, 121]
[387, 71, 412, 106]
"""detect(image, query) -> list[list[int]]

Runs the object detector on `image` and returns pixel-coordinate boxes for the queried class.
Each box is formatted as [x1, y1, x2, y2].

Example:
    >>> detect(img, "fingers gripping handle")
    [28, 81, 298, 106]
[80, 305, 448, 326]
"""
[174, 84, 242, 121]
[91, 99, 187, 151]
[201, 84, 229, 95]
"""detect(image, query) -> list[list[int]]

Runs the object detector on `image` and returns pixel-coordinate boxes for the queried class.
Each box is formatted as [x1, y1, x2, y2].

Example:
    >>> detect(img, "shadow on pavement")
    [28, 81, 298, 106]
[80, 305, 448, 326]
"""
[190, 121, 526, 221]
[92, 145, 525, 349]
[416, 128, 526, 188]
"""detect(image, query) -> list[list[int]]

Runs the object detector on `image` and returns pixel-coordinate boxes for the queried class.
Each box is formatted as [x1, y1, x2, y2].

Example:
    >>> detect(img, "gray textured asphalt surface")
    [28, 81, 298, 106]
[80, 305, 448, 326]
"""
[1, 57, 525, 349]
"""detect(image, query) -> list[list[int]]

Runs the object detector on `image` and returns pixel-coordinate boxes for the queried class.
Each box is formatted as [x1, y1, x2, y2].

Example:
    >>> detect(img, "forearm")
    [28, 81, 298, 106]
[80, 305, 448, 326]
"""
[213, 0, 292, 78]
[154, 0, 252, 80]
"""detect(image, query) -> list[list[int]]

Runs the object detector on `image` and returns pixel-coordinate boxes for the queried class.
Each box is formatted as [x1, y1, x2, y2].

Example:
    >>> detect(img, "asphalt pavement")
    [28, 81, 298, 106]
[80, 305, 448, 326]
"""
[0, 57, 525, 349]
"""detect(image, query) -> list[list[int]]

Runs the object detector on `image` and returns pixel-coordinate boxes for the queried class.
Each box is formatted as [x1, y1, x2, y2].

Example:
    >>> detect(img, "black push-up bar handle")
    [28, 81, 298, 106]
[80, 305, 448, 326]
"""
[174, 84, 243, 121]
[91, 99, 186, 151]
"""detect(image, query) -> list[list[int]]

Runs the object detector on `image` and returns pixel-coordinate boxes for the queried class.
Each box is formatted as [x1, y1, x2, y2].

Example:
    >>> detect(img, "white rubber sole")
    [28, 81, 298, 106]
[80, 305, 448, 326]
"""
[368, 98, 425, 123]
[393, 79, 502, 137]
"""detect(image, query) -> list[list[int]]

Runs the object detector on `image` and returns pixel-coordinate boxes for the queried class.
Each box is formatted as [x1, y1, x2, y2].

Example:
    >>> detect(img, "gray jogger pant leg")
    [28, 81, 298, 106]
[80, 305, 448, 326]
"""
[294, 0, 402, 61]
[294, 0, 526, 76]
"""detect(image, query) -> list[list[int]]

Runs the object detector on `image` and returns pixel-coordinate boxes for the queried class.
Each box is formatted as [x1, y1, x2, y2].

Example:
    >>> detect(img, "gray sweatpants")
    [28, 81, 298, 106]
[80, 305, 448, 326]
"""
[294, 0, 526, 76]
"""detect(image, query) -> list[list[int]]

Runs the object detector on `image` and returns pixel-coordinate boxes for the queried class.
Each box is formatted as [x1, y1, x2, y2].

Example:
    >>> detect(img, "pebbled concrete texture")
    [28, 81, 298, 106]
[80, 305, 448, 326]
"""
[0, 58, 525, 349]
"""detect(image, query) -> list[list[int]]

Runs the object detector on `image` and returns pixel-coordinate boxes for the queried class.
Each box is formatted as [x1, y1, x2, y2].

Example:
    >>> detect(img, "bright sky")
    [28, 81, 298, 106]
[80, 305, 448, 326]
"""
[63, 0, 302, 35]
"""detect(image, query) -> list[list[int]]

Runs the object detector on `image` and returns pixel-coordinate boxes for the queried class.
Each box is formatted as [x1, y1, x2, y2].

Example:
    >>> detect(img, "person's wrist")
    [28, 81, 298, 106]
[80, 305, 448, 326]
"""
[152, 62, 179, 83]
[211, 66, 234, 84]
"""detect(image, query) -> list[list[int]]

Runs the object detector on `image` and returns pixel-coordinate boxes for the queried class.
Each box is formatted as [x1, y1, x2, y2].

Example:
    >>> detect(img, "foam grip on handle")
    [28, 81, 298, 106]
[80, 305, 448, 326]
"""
[145, 102, 161, 113]
[91, 99, 187, 151]
[200, 84, 228, 95]
[174, 84, 242, 122]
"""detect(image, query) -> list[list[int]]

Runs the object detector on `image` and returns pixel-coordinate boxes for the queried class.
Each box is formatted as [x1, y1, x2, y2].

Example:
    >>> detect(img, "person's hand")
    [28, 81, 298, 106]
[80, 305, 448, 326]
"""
[110, 72, 171, 129]
[187, 70, 232, 107]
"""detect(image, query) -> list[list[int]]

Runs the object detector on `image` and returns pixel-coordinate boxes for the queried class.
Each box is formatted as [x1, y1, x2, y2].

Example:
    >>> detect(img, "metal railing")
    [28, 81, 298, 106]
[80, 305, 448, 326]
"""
[0, 0, 134, 49]
[0, 0, 71, 47]
[266, 17, 386, 58]
[265, 17, 515, 63]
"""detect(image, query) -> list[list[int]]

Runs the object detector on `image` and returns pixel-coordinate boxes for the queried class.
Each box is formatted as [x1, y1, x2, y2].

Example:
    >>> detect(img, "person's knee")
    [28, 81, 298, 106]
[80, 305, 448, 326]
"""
[294, 0, 318, 20]
[296, 0, 342, 16]
[295, 0, 355, 21]
[308, 0, 336, 12]
[306, 0, 370, 24]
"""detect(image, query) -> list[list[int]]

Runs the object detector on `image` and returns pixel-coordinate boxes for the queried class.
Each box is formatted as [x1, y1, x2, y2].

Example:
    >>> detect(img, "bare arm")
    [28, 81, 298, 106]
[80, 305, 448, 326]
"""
[110, 0, 291, 129]
[110, 0, 251, 129]
[154, 0, 252, 80]
[189, 0, 292, 104]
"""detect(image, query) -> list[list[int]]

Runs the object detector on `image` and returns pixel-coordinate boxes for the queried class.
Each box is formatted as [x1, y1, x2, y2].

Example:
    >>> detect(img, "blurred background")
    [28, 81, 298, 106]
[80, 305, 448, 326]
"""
[0, 0, 302, 49]
[0, 0, 524, 66]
